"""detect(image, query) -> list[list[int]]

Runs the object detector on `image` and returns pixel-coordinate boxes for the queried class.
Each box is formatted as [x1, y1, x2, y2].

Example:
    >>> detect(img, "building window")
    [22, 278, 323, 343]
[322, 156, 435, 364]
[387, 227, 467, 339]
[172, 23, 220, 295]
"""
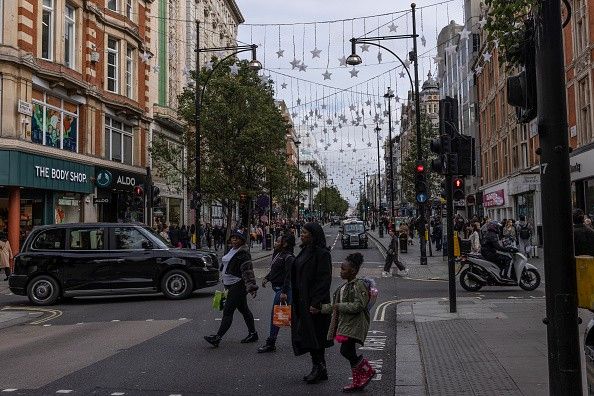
[491, 146, 499, 180]
[126, 46, 134, 98]
[107, 37, 119, 93]
[31, 94, 78, 152]
[489, 101, 496, 133]
[41, 0, 54, 60]
[578, 77, 592, 144]
[502, 137, 509, 176]
[126, 0, 133, 19]
[64, 5, 75, 69]
[107, 0, 118, 11]
[574, 0, 588, 55]
[105, 116, 133, 165]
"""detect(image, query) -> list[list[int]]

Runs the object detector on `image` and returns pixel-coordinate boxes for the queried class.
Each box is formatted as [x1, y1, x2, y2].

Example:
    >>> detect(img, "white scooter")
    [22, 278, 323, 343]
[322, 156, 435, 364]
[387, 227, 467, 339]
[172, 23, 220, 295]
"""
[458, 248, 541, 292]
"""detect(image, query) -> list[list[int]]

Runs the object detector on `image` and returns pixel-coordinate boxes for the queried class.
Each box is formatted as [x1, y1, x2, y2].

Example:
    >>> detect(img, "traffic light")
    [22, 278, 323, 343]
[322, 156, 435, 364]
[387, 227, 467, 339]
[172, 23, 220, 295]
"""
[454, 134, 475, 176]
[439, 96, 458, 137]
[453, 178, 465, 201]
[506, 19, 536, 123]
[429, 134, 451, 175]
[151, 186, 161, 207]
[415, 162, 429, 204]
[132, 184, 144, 210]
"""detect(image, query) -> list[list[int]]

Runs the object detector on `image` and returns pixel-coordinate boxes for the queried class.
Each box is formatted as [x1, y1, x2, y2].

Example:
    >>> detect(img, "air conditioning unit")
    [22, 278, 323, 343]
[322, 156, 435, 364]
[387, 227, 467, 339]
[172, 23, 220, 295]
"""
[90, 51, 100, 63]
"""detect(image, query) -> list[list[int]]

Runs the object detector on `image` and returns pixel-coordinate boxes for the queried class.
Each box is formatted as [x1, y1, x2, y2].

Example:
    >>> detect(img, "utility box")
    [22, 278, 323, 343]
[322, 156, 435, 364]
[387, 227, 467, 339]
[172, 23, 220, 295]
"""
[576, 256, 594, 310]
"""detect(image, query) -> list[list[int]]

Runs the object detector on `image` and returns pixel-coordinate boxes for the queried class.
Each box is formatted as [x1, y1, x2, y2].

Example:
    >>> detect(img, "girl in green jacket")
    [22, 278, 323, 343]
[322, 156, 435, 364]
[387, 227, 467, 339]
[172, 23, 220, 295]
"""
[312, 253, 376, 392]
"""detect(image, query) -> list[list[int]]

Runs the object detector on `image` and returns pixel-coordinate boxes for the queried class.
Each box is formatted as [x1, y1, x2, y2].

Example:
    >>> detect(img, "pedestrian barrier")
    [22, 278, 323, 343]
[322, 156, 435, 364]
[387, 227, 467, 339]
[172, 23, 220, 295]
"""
[576, 256, 594, 310]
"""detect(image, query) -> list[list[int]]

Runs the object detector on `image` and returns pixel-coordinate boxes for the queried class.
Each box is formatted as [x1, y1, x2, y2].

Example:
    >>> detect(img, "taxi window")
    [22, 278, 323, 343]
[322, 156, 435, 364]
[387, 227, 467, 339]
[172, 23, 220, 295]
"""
[32, 229, 66, 250]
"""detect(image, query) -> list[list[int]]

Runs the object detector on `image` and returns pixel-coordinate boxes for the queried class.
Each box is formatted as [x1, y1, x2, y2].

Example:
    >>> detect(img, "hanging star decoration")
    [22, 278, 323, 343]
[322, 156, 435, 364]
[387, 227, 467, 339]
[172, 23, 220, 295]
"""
[367, 142, 372, 147]
[383, 110, 390, 117]
[338, 55, 347, 67]
[394, 95, 400, 102]
[494, 39, 500, 49]
[140, 51, 151, 63]
[298, 62, 308, 72]
[483, 52, 492, 63]
[309, 125, 315, 131]
[403, 59, 411, 68]
[478, 18, 488, 29]
[389, 22, 398, 32]
[153, 65, 160, 73]
[290, 58, 301, 69]
[229, 63, 239, 76]
[376, 103, 382, 109]
[349, 67, 360, 78]
[276, 49, 284, 58]
[379, 118, 385, 125]
[459, 28, 470, 41]
[321, 104, 327, 110]
[302, 119, 307, 125]
[445, 44, 457, 54]
[311, 47, 322, 58]
[340, 149, 344, 153]
[353, 148, 357, 152]
[281, 82, 287, 89]
[365, 100, 372, 106]
[204, 61, 214, 71]
[333, 137, 338, 143]
[399, 71, 406, 78]
[421, 35, 426, 47]
[314, 122, 319, 128]
[475, 65, 483, 75]
[360, 43, 370, 52]
[332, 127, 337, 133]
[349, 104, 356, 111]
[326, 118, 333, 125]
[377, 51, 383, 64]
[296, 98, 302, 105]
[291, 112, 298, 118]
[322, 70, 332, 80]
[347, 143, 352, 147]
[260, 74, 269, 84]
[433, 55, 442, 64]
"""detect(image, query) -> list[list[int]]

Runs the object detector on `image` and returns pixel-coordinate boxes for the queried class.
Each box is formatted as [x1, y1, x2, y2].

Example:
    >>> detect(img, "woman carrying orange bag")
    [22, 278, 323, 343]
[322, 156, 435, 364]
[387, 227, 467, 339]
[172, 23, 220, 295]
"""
[257, 233, 295, 353]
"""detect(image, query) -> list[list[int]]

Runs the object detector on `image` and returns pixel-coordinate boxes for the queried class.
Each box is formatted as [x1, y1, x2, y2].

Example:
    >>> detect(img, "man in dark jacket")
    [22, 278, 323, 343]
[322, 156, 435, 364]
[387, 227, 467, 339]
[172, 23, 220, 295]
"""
[574, 209, 594, 256]
[383, 228, 408, 277]
[481, 222, 515, 279]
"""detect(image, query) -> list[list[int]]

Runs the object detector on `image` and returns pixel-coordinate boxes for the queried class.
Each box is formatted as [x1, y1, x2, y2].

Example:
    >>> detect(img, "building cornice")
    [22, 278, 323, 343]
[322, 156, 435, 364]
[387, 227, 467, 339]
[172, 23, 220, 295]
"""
[224, 0, 245, 24]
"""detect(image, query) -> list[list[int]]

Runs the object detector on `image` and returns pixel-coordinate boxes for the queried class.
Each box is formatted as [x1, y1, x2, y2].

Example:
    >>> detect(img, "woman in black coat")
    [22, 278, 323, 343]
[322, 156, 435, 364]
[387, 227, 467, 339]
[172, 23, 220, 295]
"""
[290, 222, 333, 384]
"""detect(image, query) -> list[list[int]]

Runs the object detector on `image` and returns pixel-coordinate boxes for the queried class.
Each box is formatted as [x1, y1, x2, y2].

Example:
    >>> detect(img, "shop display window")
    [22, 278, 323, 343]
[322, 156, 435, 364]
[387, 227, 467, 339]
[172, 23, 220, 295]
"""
[55, 194, 82, 224]
[31, 93, 78, 152]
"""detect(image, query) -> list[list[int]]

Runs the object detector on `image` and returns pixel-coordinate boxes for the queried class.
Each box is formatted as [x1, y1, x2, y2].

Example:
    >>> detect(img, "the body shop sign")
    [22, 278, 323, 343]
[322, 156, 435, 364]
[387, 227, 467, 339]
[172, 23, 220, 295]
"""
[483, 190, 505, 208]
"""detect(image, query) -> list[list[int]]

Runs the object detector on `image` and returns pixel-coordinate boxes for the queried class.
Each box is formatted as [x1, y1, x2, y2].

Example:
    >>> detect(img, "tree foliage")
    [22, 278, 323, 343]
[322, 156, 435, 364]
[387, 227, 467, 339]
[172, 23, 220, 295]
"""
[313, 186, 349, 217]
[484, 0, 538, 68]
[400, 114, 440, 204]
[150, 57, 290, 233]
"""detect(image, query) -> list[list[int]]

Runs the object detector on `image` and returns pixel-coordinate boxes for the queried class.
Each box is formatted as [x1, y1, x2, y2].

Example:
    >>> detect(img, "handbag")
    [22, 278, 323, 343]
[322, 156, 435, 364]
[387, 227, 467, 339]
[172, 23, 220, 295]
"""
[212, 289, 227, 311]
[272, 303, 291, 327]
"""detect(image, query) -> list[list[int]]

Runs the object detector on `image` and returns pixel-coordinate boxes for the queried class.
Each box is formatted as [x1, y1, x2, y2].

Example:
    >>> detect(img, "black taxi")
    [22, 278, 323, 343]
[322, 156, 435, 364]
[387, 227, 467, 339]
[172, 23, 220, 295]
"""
[9, 223, 219, 305]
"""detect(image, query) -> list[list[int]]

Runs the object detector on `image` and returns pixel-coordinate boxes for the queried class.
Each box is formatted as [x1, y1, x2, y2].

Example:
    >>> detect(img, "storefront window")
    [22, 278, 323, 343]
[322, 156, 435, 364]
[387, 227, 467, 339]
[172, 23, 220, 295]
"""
[516, 193, 534, 223]
[31, 93, 78, 152]
[585, 179, 594, 218]
[169, 198, 182, 226]
[54, 194, 81, 224]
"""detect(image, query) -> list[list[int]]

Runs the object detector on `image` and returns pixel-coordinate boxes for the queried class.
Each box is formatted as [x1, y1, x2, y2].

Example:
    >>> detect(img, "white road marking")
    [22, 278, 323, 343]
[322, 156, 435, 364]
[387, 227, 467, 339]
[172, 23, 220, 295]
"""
[43, 324, 51, 327]
[111, 320, 120, 322]
[76, 322, 84, 325]
[169, 394, 183, 396]
[56, 390, 73, 394]
[146, 319, 154, 322]
[2, 389, 18, 393]
[179, 318, 188, 321]
[111, 393, 126, 395]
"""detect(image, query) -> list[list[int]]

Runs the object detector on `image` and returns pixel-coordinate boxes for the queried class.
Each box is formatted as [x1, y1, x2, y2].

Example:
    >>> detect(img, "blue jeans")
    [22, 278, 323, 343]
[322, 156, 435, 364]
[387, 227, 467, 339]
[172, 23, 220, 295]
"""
[269, 286, 292, 341]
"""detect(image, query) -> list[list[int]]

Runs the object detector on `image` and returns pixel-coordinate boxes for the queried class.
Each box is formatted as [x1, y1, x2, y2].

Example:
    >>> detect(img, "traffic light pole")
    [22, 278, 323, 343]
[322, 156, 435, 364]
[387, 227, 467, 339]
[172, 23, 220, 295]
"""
[445, 171, 456, 313]
[535, 0, 582, 393]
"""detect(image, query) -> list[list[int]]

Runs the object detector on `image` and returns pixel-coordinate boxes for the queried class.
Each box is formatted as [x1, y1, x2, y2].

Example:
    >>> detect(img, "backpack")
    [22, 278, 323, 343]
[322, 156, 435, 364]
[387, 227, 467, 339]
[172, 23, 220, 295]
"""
[360, 277, 379, 311]
[519, 225, 531, 240]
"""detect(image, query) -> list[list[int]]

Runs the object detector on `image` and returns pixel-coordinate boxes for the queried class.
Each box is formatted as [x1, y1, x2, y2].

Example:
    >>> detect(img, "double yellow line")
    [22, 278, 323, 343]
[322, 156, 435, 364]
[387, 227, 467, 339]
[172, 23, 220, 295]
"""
[1, 306, 63, 325]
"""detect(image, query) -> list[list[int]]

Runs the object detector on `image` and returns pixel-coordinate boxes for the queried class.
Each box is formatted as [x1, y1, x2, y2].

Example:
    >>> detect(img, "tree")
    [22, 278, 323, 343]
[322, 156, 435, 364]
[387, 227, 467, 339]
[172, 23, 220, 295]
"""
[150, 57, 289, 239]
[275, 165, 308, 218]
[313, 186, 349, 217]
[400, 114, 440, 204]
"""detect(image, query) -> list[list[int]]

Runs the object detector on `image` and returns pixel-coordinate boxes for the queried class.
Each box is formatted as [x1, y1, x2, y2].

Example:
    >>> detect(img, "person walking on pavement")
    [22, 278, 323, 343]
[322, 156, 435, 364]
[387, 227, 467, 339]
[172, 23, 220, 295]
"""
[204, 229, 259, 347]
[573, 209, 594, 256]
[468, 222, 481, 253]
[258, 234, 296, 353]
[517, 215, 533, 257]
[290, 222, 333, 384]
[314, 252, 376, 392]
[0, 233, 13, 280]
[432, 219, 443, 251]
[383, 228, 408, 277]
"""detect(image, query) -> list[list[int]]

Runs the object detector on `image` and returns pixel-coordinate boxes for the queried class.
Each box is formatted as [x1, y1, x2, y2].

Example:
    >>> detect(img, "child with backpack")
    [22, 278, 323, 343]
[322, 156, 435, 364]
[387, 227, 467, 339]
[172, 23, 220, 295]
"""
[311, 252, 376, 392]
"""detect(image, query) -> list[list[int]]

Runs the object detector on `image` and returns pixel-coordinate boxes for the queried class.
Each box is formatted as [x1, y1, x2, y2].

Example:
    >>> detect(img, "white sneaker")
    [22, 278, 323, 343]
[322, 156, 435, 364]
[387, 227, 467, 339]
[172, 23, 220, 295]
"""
[382, 271, 391, 278]
[402, 268, 409, 276]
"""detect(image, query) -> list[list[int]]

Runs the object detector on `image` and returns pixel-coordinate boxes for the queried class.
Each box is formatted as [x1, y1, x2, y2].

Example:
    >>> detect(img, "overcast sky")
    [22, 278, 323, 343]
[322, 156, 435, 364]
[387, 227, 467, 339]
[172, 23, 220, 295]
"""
[235, 0, 465, 205]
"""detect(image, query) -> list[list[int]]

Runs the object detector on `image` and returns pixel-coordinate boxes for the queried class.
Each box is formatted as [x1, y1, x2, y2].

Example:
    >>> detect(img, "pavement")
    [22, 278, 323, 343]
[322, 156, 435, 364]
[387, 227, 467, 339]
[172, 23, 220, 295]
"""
[367, 228, 591, 395]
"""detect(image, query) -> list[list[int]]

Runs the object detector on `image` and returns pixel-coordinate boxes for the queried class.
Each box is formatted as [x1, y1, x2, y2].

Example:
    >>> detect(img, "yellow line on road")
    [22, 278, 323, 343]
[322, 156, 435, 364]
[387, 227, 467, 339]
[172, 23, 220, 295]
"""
[1, 306, 63, 325]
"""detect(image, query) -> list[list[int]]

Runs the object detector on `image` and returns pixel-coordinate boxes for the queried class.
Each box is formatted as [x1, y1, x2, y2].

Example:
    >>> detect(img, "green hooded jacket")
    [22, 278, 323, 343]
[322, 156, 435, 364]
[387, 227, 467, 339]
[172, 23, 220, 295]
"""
[321, 278, 370, 344]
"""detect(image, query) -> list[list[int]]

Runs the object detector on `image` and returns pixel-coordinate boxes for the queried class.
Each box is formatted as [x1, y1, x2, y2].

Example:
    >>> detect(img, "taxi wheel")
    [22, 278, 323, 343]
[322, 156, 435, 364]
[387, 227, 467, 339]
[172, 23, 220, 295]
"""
[27, 275, 61, 306]
[161, 269, 194, 300]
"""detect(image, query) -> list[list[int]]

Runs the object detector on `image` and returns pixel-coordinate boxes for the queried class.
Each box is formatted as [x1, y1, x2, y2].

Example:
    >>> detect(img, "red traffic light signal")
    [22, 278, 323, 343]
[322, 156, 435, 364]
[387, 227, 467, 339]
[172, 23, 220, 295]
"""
[134, 185, 144, 196]
[453, 178, 465, 200]
[416, 163, 425, 173]
[454, 178, 463, 188]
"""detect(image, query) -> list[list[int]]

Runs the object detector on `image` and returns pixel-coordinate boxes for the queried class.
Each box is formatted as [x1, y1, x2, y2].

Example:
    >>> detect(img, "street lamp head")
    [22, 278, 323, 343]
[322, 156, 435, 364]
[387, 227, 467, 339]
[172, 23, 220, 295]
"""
[248, 45, 262, 71]
[346, 39, 363, 66]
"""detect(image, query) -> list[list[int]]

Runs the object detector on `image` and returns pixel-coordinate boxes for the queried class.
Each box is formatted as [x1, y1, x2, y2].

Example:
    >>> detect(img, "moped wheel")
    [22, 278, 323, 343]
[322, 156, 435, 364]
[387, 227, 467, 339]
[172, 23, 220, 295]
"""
[459, 268, 483, 292]
[519, 268, 541, 291]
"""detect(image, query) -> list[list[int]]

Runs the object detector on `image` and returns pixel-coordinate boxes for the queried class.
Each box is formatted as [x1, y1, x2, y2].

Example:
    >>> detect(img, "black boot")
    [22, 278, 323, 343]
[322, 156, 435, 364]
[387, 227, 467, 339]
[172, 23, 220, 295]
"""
[204, 334, 221, 347]
[257, 337, 276, 353]
[241, 332, 259, 343]
[3, 267, 10, 281]
[304, 364, 328, 384]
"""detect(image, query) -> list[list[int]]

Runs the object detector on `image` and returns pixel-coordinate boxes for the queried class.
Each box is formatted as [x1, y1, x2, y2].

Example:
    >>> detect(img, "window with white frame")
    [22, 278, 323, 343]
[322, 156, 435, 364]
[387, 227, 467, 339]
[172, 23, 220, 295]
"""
[105, 116, 133, 165]
[41, 0, 54, 60]
[64, 5, 75, 69]
[31, 93, 78, 152]
[126, 46, 134, 99]
[574, 0, 588, 55]
[578, 76, 593, 144]
[126, 0, 133, 19]
[107, 0, 118, 11]
[106, 37, 119, 93]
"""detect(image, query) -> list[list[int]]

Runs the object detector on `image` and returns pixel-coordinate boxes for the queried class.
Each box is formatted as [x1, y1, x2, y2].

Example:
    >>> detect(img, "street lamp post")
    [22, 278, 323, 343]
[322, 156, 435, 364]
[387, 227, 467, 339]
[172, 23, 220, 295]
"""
[384, 89, 395, 223]
[347, 3, 427, 265]
[307, 169, 312, 216]
[294, 138, 301, 220]
[375, 124, 384, 238]
[194, 21, 261, 249]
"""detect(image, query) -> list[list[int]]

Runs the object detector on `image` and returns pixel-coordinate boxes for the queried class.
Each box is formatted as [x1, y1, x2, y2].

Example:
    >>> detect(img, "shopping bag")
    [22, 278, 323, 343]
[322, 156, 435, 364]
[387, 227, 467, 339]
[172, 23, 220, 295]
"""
[272, 303, 291, 327]
[212, 290, 227, 311]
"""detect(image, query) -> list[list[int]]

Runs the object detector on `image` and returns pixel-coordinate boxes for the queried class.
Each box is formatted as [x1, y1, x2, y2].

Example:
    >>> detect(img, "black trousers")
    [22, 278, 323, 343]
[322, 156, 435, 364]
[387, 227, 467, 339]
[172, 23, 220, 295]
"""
[384, 253, 406, 272]
[217, 281, 256, 337]
[340, 338, 361, 367]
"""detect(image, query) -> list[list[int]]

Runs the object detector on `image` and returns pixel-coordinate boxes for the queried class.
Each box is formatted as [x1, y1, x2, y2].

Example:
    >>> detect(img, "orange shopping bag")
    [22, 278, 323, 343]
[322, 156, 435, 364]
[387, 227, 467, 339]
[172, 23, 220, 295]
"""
[273, 303, 291, 327]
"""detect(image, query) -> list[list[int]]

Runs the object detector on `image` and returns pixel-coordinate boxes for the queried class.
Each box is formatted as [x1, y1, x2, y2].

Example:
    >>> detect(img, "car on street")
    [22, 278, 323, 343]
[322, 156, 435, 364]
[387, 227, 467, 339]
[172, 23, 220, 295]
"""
[331, 216, 341, 226]
[340, 220, 368, 249]
[9, 223, 220, 305]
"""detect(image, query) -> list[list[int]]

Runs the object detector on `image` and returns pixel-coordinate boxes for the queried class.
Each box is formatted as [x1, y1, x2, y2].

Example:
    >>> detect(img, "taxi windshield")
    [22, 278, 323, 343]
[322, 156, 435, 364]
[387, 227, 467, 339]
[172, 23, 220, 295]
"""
[344, 223, 364, 233]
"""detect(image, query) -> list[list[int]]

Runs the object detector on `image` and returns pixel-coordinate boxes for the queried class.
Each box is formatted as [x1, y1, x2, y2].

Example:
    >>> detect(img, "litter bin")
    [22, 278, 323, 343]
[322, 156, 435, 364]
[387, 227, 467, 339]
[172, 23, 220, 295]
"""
[265, 234, 272, 251]
[399, 233, 408, 253]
